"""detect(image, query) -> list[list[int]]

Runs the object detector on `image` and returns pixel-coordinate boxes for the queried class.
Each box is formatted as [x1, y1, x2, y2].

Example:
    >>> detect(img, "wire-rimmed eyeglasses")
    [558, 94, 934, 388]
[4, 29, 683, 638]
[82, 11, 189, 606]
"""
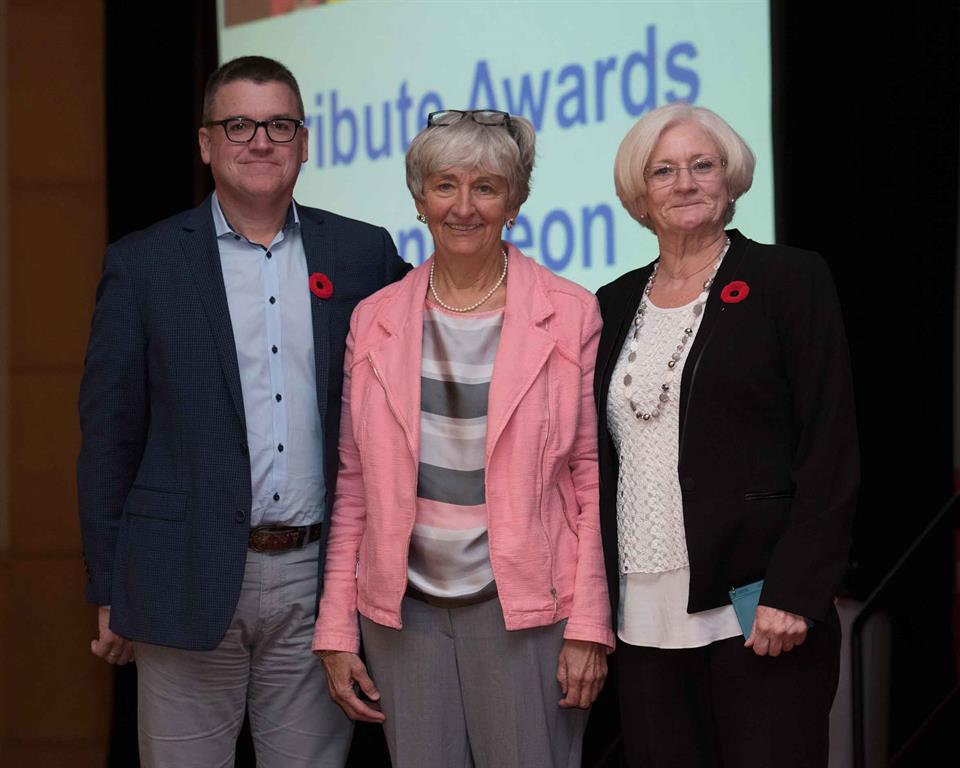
[205, 116, 305, 144]
[644, 156, 727, 187]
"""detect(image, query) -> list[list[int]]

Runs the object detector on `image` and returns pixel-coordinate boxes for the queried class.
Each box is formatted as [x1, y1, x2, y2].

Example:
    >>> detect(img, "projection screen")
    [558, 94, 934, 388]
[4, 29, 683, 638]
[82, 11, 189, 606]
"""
[217, 0, 773, 291]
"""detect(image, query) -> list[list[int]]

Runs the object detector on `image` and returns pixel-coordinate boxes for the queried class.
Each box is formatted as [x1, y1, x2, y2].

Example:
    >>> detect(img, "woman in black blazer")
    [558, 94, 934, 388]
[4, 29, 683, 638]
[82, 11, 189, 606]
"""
[594, 103, 858, 767]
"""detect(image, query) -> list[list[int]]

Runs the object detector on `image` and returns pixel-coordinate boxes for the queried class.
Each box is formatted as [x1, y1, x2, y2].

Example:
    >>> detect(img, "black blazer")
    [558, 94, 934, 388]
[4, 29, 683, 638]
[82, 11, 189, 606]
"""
[594, 230, 858, 623]
[77, 196, 409, 650]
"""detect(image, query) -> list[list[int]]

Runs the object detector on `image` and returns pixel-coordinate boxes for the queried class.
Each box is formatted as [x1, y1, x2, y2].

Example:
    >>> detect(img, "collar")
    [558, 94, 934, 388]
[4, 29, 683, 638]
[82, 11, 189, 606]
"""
[210, 191, 300, 240]
[374, 243, 554, 339]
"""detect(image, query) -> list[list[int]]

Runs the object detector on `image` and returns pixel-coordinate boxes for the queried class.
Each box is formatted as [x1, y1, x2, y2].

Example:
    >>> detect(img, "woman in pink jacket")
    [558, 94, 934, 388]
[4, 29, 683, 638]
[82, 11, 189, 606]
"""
[313, 109, 613, 767]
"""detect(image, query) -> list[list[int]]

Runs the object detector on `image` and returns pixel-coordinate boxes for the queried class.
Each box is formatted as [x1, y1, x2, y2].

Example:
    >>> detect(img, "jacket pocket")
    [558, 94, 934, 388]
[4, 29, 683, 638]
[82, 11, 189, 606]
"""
[124, 486, 188, 521]
[555, 477, 578, 536]
[743, 490, 795, 502]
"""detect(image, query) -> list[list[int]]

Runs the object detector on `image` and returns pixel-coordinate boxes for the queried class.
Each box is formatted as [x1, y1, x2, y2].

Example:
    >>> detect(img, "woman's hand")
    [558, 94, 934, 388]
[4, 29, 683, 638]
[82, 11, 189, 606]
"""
[744, 605, 808, 657]
[318, 650, 386, 723]
[557, 639, 607, 709]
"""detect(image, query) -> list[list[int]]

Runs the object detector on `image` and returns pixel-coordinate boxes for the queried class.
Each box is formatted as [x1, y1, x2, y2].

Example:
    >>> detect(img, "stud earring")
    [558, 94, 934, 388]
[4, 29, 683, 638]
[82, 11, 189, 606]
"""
[505, 218, 515, 230]
[417, 213, 427, 223]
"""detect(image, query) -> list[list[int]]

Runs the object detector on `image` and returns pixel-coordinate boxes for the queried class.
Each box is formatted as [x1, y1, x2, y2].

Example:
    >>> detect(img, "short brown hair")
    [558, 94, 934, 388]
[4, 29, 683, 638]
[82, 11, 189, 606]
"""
[202, 56, 305, 122]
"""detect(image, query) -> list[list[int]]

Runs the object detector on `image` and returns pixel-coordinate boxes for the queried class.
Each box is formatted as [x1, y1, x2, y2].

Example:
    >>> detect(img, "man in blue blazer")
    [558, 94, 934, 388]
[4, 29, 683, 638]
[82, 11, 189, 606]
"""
[78, 56, 408, 767]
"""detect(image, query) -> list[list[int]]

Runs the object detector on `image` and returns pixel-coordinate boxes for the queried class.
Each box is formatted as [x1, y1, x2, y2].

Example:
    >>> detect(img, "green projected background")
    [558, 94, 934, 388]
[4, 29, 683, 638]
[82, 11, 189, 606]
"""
[218, 0, 772, 290]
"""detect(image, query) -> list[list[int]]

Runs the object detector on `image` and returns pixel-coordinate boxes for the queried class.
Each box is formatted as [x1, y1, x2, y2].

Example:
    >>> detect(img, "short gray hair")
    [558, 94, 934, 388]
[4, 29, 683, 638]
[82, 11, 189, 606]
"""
[613, 103, 755, 230]
[406, 114, 537, 210]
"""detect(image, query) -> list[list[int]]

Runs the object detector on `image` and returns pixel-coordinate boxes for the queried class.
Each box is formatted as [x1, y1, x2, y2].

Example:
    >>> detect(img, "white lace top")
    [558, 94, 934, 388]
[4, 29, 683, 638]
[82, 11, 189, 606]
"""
[608, 295, 741, 648]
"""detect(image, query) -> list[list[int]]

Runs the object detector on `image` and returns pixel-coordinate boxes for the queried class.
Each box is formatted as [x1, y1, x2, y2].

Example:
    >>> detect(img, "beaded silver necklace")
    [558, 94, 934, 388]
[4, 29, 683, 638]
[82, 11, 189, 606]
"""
[429, 247, 508, 313]
[622, 238, 730, 421]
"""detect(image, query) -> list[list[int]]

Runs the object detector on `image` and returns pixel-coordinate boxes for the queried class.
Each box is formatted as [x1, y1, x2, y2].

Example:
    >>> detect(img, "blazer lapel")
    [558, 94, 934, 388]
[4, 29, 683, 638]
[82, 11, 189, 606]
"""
[299, 205, 335, 426]
[360, 248, 558, 467]
[485, 248, 556, 460]
[181, 198, 247, 432]
[678, 229, 745, 452]
[366, 264, 428, 466]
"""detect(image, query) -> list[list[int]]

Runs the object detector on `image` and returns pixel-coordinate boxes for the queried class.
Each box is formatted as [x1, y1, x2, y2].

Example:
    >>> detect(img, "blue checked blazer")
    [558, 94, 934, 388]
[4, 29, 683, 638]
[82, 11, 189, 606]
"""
[78, 196, 409, 650]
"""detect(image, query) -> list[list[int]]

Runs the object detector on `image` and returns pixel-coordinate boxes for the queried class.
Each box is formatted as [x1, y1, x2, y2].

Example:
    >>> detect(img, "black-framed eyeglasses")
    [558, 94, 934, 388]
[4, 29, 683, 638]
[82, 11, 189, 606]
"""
[427, 109, 512, 128]
[205, 116, 305, 144]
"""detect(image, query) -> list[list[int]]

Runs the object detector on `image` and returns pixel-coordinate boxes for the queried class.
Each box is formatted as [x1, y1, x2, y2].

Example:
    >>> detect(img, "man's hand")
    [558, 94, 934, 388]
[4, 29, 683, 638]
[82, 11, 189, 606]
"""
[744, 605, 808, 657]
[557, 639, 607, 709]
[90, 606, 134, 665]
[318, 651, 386, 723]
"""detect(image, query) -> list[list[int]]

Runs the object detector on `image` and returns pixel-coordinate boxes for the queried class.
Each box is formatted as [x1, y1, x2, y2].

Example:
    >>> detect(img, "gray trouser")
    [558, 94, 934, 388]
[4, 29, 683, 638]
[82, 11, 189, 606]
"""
[134, 541, 352, 768]
[360, 596, 588, 768]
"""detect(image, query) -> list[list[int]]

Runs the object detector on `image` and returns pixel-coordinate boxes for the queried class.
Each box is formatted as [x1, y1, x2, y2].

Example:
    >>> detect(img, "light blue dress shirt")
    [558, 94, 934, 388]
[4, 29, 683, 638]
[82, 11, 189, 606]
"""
[213, 193, 324, 527]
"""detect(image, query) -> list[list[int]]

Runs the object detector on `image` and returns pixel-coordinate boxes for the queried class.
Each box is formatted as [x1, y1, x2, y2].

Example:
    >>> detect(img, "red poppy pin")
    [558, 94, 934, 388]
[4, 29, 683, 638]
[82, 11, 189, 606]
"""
[309, 272, 333, 299]
[720, 280, 750, 304]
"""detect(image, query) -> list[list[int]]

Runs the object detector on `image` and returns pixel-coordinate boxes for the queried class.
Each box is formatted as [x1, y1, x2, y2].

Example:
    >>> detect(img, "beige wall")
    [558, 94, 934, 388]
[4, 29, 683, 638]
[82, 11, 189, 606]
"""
[0, 1, 112, 765]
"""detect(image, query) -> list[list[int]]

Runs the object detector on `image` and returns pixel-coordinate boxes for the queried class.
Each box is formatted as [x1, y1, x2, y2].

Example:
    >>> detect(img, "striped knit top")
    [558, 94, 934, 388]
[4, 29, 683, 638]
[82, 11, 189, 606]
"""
[407, 302, 504, 602]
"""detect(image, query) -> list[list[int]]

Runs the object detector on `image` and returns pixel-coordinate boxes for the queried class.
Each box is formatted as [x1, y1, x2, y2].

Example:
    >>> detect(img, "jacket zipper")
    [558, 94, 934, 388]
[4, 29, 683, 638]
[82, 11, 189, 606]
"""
[538, 360, 556, 613]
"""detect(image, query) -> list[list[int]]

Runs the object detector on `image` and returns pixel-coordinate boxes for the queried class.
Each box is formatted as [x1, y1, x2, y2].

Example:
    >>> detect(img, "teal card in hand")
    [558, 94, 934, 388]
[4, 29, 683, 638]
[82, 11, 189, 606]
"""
[728, 580, 764, 637]
[728, 580, 815, 637]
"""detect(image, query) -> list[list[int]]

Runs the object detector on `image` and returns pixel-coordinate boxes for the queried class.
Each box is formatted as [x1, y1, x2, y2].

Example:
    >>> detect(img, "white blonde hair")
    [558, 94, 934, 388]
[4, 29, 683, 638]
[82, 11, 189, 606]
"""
[613, 103, 755, 230]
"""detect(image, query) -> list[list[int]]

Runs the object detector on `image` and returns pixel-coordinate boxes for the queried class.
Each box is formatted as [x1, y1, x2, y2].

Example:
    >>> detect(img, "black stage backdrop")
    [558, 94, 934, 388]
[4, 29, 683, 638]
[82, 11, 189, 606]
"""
[103, 1, 960, 765]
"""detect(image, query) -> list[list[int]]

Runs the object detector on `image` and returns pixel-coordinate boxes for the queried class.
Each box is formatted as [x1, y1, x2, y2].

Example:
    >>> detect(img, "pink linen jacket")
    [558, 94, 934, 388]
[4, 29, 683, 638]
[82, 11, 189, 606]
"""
[312, 245, 614, 653]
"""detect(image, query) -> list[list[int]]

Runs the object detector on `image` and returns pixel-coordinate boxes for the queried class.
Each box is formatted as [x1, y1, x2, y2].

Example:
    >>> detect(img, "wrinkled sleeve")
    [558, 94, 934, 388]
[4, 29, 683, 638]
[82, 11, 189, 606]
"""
[563, 297, 616, 651]
[77, 246, 148, 605]
[760, 253, 859, 622]
[313, 309, 367, 653]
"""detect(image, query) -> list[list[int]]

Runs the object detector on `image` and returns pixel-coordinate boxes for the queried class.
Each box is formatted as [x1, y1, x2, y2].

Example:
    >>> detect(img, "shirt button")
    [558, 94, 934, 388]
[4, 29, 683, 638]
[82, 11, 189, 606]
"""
[273, 493, 280, 502]
[235, 510, 246, 523]
[271, 345, 278, 354]
[275, 393, 282, 402]
[277, 443, 284, 452]
[266, 251, 272, 259]
[269, 296, 276, 304]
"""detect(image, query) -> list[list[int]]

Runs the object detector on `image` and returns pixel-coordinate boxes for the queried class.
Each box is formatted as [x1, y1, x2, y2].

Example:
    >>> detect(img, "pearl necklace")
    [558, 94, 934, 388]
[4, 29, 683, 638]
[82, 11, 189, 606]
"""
[429, 247, 508, 313]
[622, 238, 730, 421]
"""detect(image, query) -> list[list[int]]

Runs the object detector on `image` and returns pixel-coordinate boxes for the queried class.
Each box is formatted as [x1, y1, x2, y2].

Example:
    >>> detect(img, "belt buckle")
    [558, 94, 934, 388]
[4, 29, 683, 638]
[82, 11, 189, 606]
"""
[249, 527, 274, 552]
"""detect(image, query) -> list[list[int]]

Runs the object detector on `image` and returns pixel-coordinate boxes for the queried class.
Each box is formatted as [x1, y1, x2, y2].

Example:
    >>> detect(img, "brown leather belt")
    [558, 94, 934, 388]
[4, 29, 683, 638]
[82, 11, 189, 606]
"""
[248, 523, 323, 553]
